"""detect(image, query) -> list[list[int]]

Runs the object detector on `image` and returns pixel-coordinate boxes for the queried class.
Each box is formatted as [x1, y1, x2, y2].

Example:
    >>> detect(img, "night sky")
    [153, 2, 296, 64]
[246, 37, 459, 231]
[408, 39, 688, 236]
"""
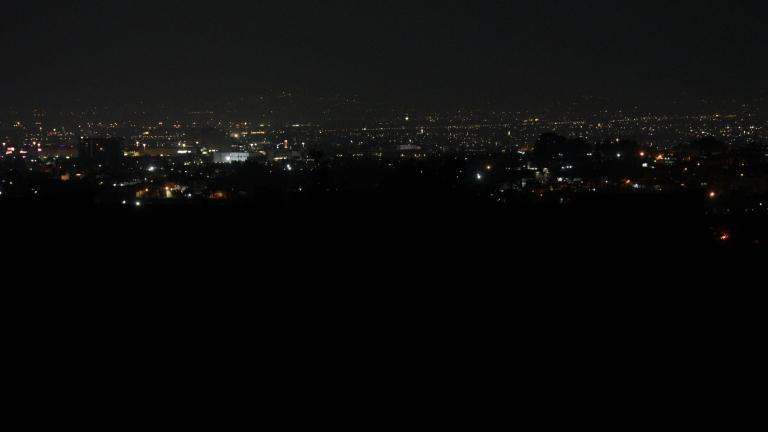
[3, 0, 767, 112]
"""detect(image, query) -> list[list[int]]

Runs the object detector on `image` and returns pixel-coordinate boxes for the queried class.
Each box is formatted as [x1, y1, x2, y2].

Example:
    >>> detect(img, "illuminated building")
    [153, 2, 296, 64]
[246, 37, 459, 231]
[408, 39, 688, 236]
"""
[213, 152, 251, 164]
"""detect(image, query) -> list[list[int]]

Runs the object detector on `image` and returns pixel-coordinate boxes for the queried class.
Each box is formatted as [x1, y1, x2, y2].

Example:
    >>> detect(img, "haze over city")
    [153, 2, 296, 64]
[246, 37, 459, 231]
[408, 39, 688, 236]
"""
[5, 4, 765, 427]
[2, 1, 767, 250]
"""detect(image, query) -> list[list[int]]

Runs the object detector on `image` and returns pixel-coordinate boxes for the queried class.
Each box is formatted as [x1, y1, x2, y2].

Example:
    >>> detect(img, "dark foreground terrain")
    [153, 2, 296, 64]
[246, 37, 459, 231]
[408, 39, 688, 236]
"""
[4, 187, 762, 429]
[3, 187, 763, 256]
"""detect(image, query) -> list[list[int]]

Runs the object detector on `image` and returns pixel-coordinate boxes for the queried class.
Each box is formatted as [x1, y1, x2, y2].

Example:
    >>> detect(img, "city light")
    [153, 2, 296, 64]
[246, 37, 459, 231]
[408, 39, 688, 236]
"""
[2, 2, 767, 252]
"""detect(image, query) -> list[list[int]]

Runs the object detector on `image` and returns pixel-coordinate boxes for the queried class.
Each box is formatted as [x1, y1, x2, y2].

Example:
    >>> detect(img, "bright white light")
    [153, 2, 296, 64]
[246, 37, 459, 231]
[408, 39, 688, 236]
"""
[476, 173, 483, 181]
[148, 166, 156, 172]
[286, 164, 293, 171]
[135, 201, 142, 207]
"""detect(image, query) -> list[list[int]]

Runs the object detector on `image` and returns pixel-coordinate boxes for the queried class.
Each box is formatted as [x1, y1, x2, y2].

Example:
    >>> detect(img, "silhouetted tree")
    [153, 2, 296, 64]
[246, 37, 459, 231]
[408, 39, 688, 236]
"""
[598, 139, 641, 159]
[534, 133, 590, 163]
[308, 149, 325, 161]
[689, 137, 727, 157]
[566, 137, 592, 157]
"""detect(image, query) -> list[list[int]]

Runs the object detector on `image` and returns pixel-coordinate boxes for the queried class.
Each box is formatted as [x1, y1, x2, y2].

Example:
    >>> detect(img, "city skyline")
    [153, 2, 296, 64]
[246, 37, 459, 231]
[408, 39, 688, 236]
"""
[3, 1, 768, 249]
[3, 2, 764, 417]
